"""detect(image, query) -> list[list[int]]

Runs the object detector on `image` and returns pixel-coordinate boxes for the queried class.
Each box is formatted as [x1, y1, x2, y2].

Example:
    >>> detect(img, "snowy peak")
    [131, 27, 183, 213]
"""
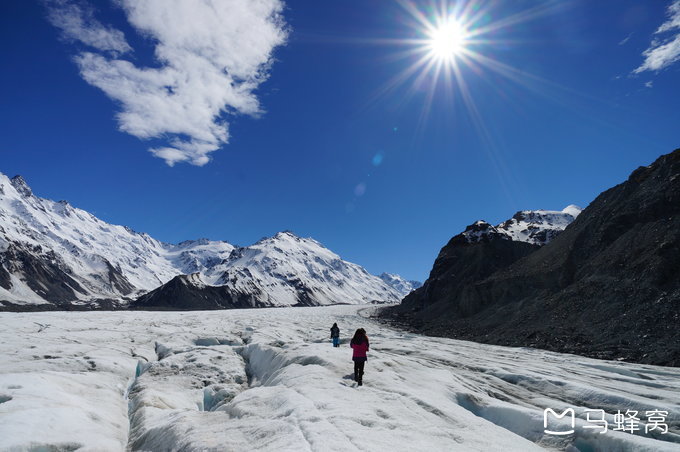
[461, 220, 509, 243]
[135, 229, 407, 309]
[220, 230, 350, 281]
[0, 172, 412, 309]
[9, 175, 33, 198]
[497, 205, 582, 245]
[0, 172, 230, 306]
[255, 230, 322, 250]
[272, 230, 300, 240]
[561, 204, 582, 218]
[198, 231, 404, 307]
[379, 273, 422, 295]
[463, 205, 581, 246]
[167, 239, 235, 275]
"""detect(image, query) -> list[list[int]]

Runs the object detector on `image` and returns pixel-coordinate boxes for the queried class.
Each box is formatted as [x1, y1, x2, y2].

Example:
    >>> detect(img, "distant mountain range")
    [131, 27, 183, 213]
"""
[133, 231, 418, 309]
[383, 149, 680, 367]
[0, 174, 418, 310]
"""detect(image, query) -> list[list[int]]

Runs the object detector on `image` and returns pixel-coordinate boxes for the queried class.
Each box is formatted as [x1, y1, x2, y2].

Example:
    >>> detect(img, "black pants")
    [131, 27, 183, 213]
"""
[353, 359, 366, 383]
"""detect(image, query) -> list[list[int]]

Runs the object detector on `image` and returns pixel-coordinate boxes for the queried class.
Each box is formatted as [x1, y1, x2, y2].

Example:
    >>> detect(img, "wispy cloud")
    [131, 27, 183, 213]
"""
[618, 32, 633, 46]
[634, 0, 680, 74]
[45, 0, 288, 166]
[45, 0, 131, 55]
[645, 80, 654, 88]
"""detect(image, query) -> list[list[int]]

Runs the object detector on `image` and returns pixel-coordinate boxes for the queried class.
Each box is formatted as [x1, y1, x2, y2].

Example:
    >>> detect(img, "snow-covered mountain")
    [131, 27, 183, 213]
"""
[0, 173, 234, 306]
[134, 232, 405, 309]
[379, 273, 422, 295]
[0, 173, 409, 309]
[462, 205, 582, 245]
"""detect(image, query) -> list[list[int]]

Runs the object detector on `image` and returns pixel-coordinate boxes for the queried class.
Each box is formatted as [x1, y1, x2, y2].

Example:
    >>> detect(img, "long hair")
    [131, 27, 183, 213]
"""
[351, 328, 367, 345]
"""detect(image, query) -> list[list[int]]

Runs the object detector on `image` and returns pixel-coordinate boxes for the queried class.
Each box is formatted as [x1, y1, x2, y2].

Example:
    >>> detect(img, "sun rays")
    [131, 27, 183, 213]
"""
[355, 0, 573, 205]
[365, 0, 570, 121]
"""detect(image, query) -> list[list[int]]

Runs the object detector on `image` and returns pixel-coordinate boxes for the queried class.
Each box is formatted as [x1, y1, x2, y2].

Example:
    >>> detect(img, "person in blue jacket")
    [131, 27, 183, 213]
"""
[330, 323, 340, 347]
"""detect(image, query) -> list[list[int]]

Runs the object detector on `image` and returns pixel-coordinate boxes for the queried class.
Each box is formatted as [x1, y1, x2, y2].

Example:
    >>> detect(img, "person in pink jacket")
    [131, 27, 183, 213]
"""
[350, 328, 370, 386]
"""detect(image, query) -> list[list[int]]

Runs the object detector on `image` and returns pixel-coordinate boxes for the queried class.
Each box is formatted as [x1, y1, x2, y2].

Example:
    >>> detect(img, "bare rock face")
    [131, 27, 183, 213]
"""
[385, 149, 680, 367]
[394, 231, 539, 320]
[391, 204, 579, 320]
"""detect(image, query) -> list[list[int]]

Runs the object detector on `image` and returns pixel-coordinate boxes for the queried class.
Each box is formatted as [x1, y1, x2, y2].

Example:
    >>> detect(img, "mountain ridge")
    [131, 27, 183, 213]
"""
[133, 230, 406, 309]
[0, 172, 414, 310]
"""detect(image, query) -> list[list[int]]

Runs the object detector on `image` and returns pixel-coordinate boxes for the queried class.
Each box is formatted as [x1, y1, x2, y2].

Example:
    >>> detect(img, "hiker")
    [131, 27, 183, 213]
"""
[330, 323, 340, 347]
[350, 328, 369, 386]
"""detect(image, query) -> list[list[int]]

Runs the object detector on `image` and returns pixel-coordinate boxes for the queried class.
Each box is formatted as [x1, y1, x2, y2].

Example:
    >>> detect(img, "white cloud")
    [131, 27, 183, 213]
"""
[46, 0, 288, 166]
[634, 0, 680, 73]
[149, 147, 191, 167]
[645, 80, 654, 88]
[45, 0, 131, 55]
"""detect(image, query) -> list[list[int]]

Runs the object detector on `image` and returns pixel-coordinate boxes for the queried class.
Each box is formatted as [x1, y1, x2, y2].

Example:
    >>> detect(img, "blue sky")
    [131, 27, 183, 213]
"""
[1, 0, 679, 282]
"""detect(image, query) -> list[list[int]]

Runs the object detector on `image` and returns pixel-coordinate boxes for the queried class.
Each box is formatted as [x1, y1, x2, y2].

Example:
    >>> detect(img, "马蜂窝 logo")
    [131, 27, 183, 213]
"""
[543, 408, 669, 436]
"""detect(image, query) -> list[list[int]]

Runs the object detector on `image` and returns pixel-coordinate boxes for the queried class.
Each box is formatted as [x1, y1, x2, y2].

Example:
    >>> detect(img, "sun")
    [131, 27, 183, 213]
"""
[371, 0, 566, 119]
[427, 18, 468, 61]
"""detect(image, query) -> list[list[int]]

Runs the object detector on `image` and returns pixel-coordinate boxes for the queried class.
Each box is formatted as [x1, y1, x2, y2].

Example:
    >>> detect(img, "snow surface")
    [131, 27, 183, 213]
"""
[464, 205, 583, 246]
[1, 305, 678, 451]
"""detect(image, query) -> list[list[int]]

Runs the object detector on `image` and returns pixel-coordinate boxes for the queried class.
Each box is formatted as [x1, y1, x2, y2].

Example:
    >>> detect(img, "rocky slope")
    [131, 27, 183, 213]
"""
[383, 149, 680, 366]
[390, 205, 580, 320]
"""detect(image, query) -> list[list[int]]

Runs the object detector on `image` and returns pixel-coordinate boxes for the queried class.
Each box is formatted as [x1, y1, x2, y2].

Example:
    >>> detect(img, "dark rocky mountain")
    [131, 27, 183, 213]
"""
[132, 274, 256, 310]
[383, 149, 680, 367]
[388, 206, 580, 320]
[395, 231, 540, 320]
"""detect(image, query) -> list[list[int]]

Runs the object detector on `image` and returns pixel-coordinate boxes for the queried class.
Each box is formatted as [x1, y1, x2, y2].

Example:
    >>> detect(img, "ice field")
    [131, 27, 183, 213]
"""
[1, 305, 679, 451]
